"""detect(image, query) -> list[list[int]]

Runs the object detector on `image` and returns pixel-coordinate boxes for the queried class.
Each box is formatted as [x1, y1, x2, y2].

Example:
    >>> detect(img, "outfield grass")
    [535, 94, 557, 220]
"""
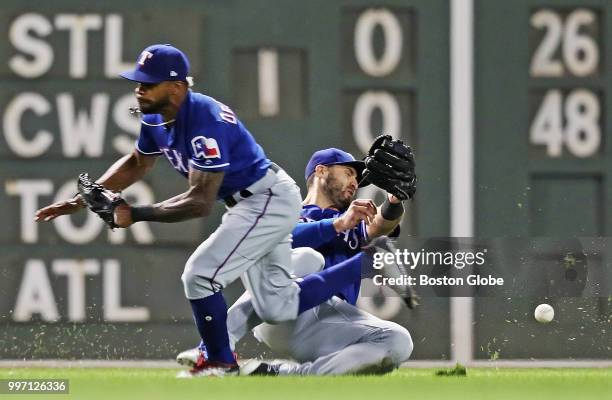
[0, 367, 610, 400]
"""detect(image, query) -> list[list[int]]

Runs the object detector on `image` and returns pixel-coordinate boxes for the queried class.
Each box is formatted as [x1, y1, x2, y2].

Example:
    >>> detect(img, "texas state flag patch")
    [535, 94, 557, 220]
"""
[191, 136, 221, 159]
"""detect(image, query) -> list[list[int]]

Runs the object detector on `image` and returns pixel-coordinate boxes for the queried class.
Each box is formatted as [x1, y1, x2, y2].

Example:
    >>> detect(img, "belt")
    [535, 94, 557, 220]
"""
[224, 162, 281, 207]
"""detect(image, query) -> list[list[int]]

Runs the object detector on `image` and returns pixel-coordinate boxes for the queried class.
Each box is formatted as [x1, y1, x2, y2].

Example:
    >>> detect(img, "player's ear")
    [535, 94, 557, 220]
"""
[170, 81, 185, 94]
[314, 165, 328, 178]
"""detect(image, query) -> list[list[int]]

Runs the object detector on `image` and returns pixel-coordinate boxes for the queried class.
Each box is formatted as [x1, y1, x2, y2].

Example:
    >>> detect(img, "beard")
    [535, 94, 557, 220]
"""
[323, 174, 354, 210]
[138, 96, 171, 115]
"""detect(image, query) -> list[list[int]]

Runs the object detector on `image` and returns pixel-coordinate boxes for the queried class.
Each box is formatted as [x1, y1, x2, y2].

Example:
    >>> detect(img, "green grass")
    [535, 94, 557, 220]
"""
[0, 367, 610, 400]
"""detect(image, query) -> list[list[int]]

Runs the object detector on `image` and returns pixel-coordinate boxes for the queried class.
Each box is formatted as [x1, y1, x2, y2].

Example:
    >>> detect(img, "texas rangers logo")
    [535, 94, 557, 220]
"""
[137, 51, 153, 66]
[191, 136, 221, 159]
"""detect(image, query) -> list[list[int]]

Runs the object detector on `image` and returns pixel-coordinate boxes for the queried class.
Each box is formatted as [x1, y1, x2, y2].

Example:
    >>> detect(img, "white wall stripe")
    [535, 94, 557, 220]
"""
[450, 0, 474, 365]
[258, 48, 280, 117]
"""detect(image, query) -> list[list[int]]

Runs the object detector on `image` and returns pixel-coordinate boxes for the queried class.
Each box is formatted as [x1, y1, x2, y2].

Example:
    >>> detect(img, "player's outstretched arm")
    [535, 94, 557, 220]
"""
[95, 149, 157, 192]
[34, 196, 86, 222]
[115, 167, 223, 226]
[366, 193, 404, 238]
[35, 150, 157, 223]
[292, 199, 377, 248]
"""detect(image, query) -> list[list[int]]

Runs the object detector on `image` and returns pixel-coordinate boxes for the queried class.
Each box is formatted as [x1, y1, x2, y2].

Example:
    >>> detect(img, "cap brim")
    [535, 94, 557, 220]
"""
[330, 161, 369, 187]
[119, 69, 164, 84]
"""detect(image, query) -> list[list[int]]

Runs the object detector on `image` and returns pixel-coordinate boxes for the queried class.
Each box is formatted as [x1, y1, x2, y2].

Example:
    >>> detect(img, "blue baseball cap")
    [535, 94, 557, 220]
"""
[305, 148, 368, 187]
[120, 44, 190, 84]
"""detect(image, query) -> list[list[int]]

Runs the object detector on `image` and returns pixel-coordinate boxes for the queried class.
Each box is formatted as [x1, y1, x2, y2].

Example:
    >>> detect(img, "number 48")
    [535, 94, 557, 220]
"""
[530, 89, 600, 158]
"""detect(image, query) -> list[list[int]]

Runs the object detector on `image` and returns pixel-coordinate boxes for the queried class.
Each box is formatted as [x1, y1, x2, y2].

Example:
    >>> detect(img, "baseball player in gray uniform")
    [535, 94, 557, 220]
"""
[178, 148, 415, 375]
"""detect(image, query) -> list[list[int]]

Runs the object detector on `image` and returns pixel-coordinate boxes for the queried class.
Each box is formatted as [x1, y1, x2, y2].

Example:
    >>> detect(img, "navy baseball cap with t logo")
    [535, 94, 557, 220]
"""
[120, 44, 190, 84]
[305, 148, 369, 187]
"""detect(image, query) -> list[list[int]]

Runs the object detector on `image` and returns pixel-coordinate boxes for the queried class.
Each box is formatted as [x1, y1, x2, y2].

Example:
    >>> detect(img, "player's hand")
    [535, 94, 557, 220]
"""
[34, 196, 86, 222]
[333, 199, 377, 232]
[113, 203, 133, 228]
[388, 193, 402, 204]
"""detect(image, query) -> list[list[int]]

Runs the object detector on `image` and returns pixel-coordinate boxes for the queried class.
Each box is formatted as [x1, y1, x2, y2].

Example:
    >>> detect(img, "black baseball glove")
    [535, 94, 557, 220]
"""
[77, 173, 126, 229]
[361, 135, 416, 200]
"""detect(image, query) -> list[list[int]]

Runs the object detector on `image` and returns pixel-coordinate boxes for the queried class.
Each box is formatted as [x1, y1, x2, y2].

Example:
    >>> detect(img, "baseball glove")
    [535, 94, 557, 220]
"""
[361, 135, 416, 200]
[77, 173, 126, 229]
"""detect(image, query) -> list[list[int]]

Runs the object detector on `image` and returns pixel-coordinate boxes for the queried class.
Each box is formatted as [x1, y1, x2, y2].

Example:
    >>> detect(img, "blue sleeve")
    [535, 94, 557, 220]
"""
[189, 120, 232, 172]
[135, 126, 162, 155]
[292, 218, 337, 248]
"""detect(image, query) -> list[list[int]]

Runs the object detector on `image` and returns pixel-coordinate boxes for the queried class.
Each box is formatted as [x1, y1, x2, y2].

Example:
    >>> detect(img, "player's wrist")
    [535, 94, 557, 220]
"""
[387, 193, 402, 204]
[71, 194, 87, 208]
[131, 205, 156, 222]
[381, 198, 404, 220]
[332, 218, 346, 233]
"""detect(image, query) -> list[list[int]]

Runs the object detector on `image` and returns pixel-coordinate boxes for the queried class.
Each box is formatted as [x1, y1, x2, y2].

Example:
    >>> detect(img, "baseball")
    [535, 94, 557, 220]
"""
[534, 304, 554, 323]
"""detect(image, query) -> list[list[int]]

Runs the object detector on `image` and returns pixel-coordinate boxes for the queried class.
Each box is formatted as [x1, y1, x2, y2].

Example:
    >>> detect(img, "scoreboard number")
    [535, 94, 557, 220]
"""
[354, 8, 403, 77]
[350, 8, 407, 154]
[530, 9, 599, 77]
[530, 89, 600, 158]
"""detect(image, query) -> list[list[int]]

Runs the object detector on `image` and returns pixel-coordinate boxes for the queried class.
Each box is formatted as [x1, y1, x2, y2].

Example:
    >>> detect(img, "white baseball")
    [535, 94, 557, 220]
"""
[534, 303, 554, 323]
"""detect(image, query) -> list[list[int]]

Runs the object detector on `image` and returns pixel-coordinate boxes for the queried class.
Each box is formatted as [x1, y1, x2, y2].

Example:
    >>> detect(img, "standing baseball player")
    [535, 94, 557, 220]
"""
[178, 145, 418, 375]
[34, 44, 403, 377]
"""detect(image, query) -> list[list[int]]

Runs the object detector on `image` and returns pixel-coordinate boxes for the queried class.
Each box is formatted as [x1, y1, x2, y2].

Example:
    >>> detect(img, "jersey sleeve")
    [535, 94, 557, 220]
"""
[135, 126, 162, 155]
[189, 120, 232, 172]
[292, 218, 338, 249]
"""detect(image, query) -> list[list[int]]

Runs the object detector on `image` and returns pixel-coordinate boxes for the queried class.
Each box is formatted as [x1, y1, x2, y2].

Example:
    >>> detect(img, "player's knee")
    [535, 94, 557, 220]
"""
[300, 247, 325, 270]
[255, 299, 296, 324]
[180, 261, 212, 298]
[385, 324, 414, 363]
[180, 269, 196, 297]
[291, 247, 325, 277]
[257, 307, 289, 325]
[180, 265, 195, 289]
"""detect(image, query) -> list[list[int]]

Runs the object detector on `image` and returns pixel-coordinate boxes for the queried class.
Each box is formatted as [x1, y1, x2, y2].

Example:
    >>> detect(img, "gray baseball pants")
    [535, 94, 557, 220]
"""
[181, 167, 303, 323]
[227, 247, 414, 375]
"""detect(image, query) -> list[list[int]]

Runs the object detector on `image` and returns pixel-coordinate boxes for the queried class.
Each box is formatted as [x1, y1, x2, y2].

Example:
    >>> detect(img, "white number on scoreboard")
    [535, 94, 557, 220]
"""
[530, 89, 600, 158]
[530, 9, 599, 78]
